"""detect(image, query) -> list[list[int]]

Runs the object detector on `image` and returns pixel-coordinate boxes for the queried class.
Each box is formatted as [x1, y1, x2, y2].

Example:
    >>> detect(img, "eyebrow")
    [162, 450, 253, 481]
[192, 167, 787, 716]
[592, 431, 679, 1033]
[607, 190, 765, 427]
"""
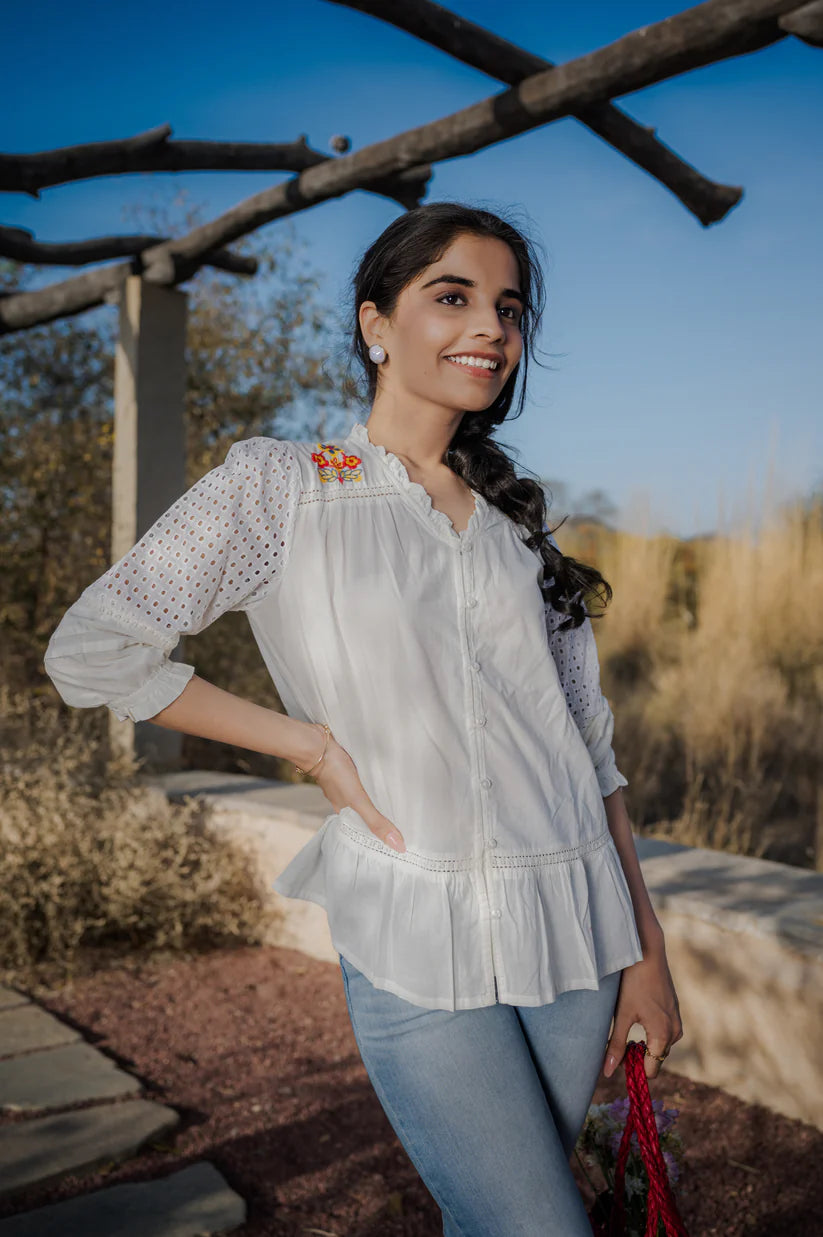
[420, 274, 524, 305]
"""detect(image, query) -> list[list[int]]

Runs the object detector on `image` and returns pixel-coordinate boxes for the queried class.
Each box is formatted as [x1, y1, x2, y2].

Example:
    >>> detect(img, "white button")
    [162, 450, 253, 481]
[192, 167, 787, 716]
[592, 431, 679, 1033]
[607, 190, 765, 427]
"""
[487, 837, 498, 848]
[480, 777, 492, 789]
[470, 660, 481, 672]
[491, 908, 502, 918]
[466, 597, 478, 608]
[474, 716, 487, 727]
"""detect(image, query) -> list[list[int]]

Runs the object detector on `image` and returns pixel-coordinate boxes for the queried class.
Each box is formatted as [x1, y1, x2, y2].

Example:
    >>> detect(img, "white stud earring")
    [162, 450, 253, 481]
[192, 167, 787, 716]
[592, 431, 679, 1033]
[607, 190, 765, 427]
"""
[369, 344, 386, 363]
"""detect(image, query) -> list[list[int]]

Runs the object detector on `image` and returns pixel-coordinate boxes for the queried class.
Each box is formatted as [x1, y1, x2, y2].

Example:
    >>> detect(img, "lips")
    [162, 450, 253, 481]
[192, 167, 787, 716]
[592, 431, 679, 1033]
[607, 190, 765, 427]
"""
[444, 355, 502, 378]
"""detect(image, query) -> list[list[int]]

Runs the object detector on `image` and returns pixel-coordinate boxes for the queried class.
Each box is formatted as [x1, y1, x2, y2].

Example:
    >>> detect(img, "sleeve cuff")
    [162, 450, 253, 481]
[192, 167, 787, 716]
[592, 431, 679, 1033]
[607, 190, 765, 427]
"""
[595, 756, 629, 798]
[579, 697, 629, 797]
[109, 660, 196, 723]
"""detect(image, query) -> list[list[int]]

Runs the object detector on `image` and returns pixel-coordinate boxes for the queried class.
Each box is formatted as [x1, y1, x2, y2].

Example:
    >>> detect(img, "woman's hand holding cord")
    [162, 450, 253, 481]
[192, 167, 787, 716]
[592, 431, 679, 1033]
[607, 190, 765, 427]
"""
[603, 933, 684, 1081]
[600, 787, 684, 1080]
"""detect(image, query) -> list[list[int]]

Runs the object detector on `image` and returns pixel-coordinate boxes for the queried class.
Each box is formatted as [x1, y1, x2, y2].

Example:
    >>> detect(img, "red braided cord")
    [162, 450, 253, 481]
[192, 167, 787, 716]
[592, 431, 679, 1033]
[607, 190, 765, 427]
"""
[607, 1041, 690, 1237]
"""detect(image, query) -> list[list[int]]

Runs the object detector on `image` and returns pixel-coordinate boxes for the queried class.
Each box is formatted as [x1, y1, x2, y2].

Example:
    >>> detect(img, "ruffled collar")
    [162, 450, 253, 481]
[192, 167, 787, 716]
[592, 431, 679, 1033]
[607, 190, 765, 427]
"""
[346, 420, 487, 543]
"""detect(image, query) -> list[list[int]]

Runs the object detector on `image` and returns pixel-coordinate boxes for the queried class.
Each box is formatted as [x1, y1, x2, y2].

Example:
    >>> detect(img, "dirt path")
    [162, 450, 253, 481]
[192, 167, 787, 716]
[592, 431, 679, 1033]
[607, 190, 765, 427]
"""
[1, 944, 820, 1235]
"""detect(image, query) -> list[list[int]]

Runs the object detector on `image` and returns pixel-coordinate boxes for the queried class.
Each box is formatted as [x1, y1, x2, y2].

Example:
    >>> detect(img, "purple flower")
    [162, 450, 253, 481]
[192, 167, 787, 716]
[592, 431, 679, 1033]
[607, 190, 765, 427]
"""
[610, 1127, 640, 1158]
[656, 1106, 679, 1136]
[663, 1149, 680, 1186]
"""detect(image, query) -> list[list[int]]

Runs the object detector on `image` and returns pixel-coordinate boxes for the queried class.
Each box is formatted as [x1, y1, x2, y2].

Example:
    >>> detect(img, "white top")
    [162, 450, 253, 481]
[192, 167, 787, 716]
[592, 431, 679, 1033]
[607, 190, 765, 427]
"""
[44, 418, 643, 1011]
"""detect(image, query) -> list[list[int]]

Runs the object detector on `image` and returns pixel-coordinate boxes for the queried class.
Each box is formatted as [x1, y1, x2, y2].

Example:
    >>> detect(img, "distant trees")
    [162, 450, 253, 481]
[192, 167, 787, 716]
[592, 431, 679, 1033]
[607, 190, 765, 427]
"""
[1, 194, 357, 695]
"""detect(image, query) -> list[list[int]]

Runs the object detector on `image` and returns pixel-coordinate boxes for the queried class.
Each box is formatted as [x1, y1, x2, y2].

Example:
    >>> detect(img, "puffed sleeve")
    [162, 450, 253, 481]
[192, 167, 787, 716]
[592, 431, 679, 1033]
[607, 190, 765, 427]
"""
[43, 436, 300, 723]
[542, 528, 628, 797]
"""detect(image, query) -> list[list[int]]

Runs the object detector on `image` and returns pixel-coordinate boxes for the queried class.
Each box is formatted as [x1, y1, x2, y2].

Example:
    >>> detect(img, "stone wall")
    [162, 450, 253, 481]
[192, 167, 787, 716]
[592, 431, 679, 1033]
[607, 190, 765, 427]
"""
[150, 770, 823, 1132]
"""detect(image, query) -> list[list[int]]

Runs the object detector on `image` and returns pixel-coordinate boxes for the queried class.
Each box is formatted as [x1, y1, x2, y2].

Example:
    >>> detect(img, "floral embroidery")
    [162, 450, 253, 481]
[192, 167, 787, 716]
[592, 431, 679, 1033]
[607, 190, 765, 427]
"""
[311, 442, 364, 485]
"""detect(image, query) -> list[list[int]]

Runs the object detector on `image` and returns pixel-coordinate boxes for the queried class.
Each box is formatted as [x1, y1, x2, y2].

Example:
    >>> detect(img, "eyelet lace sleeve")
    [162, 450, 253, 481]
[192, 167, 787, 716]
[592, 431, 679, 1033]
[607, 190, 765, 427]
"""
[43, 436, 299, 723]
[542, 528, 628, 797]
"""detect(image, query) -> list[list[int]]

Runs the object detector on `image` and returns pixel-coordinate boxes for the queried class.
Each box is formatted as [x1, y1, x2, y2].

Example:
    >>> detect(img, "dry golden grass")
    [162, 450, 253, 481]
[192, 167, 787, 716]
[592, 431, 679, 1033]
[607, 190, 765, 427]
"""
[0, 688, 281, 980]
[564, 486, 823, 868]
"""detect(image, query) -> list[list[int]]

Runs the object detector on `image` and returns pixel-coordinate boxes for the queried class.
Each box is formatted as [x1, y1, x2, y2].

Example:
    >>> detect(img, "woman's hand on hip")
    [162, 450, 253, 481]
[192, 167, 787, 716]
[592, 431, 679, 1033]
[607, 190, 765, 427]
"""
[314, 738, 407, 853]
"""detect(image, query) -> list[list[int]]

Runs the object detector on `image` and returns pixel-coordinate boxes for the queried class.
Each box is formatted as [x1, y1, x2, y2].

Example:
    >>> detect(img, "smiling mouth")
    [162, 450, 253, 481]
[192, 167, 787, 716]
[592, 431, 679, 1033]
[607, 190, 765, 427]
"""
[444, 356, 501, 376]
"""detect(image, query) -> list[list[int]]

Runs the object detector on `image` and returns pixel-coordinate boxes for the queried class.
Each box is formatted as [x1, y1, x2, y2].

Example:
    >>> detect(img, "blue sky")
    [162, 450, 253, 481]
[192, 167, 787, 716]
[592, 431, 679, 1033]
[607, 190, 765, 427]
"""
[5, 0, 821, 538]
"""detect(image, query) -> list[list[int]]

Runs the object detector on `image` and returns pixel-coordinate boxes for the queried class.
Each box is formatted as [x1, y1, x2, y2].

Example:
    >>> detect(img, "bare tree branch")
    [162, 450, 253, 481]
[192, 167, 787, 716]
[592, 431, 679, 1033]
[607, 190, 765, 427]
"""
[1, 0, 811, 334]
[779, 0, 823, 43]
[135, 0, 798, 284]
[0, 225, 258, 275]
[0, 123, 431, 209]
[328, 0, 743, 226]
[0, 262, 134, 327]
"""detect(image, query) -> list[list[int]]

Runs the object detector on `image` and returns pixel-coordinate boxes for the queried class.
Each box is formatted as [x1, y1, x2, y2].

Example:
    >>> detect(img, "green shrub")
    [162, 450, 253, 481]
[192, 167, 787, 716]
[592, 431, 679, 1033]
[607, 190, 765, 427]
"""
[0, 689, 281, 980]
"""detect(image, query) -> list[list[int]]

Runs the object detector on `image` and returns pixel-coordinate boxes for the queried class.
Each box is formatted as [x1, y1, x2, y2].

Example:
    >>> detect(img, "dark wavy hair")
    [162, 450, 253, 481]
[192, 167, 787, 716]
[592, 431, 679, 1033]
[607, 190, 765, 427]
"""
[346, 201, 612, 629]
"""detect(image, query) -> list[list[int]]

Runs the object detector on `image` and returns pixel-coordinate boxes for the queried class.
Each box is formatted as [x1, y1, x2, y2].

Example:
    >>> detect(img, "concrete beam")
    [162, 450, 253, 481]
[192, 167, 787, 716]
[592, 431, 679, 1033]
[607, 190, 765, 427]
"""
[110, 276, 188, 772]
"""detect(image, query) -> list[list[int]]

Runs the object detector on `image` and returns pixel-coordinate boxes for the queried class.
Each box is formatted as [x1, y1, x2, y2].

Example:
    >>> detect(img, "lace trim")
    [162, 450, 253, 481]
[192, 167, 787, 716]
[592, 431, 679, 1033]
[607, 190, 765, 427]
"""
[336, 814, 612, 871]
[491, 829, 611, 868]
[297, 485, 400, 507]
[337, 817, 475, 870]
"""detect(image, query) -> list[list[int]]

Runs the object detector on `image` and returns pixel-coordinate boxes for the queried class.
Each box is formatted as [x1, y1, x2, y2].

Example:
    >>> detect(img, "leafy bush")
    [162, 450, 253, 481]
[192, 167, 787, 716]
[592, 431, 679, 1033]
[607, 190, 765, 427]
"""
[0, 689, 281, 979]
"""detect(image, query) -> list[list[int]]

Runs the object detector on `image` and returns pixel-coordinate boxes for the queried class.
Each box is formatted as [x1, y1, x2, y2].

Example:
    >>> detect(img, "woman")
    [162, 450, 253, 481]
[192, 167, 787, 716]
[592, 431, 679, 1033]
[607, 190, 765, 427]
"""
[44, 201, 683, 1235]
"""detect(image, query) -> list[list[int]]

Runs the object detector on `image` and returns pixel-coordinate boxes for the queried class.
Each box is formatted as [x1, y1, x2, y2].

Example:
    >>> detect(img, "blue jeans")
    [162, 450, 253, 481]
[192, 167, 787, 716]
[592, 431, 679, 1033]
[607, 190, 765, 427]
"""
[338, 953, 620, 1236]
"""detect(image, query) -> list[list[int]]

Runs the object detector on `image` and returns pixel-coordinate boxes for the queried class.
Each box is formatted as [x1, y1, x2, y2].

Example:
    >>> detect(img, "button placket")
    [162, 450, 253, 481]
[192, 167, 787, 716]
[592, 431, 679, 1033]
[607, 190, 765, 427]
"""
[458, 540, 501, 990]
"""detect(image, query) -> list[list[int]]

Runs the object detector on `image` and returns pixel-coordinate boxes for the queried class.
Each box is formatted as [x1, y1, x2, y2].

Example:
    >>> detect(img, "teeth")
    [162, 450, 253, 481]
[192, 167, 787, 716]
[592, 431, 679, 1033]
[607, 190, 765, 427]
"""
[446, 356, 499, 370]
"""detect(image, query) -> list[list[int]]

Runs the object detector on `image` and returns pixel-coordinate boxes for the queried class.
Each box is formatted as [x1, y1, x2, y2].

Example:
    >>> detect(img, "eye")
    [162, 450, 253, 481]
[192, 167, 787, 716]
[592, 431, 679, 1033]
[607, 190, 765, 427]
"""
[437, 292, 520, 322]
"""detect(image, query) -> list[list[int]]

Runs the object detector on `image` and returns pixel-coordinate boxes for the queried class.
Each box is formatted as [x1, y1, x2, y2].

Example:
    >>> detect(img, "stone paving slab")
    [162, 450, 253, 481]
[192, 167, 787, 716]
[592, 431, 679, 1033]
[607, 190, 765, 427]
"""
[0, 1160, 246, 1236]
[0, 1005, 79, 1059]
[0, 990, 29, 1012]
[0, 1041, 141, 1112]
[0, 1098, 180, 1198]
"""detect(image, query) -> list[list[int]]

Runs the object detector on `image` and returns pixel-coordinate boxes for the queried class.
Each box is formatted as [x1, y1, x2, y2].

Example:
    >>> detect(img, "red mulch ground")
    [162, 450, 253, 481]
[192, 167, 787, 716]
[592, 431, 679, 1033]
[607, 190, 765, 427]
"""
[1, 943, 821, 1236]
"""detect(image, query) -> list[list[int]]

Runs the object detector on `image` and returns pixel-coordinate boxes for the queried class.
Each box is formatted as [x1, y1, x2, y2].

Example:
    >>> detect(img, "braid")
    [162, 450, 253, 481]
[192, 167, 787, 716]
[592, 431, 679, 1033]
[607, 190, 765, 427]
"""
[447, 410, 612, 630]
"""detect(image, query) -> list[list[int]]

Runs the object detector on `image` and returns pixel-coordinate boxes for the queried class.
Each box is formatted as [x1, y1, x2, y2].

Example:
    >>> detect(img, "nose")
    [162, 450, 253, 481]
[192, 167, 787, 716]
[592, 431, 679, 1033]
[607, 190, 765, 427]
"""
[469, 302, 506, 342]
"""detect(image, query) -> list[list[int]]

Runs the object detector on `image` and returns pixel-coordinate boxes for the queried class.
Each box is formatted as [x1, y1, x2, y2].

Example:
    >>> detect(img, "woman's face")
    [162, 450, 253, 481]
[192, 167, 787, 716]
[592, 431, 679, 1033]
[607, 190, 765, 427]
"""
[361, 232, 525, 415]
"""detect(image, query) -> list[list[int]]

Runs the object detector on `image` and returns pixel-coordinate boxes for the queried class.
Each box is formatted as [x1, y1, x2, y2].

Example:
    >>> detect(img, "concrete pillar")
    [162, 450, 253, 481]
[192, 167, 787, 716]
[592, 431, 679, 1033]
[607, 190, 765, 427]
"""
[109, 276, 188, 771]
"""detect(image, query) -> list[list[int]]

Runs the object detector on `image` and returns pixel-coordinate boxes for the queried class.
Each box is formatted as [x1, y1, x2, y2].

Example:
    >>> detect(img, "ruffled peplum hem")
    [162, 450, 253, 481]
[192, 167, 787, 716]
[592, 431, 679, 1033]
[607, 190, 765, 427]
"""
[272, 807, 644, 1012]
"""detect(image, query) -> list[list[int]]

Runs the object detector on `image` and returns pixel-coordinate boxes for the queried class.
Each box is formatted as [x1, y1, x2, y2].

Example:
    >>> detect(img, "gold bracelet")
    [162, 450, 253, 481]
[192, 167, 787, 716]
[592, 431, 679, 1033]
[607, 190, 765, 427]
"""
[294, 723, 332, 776]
